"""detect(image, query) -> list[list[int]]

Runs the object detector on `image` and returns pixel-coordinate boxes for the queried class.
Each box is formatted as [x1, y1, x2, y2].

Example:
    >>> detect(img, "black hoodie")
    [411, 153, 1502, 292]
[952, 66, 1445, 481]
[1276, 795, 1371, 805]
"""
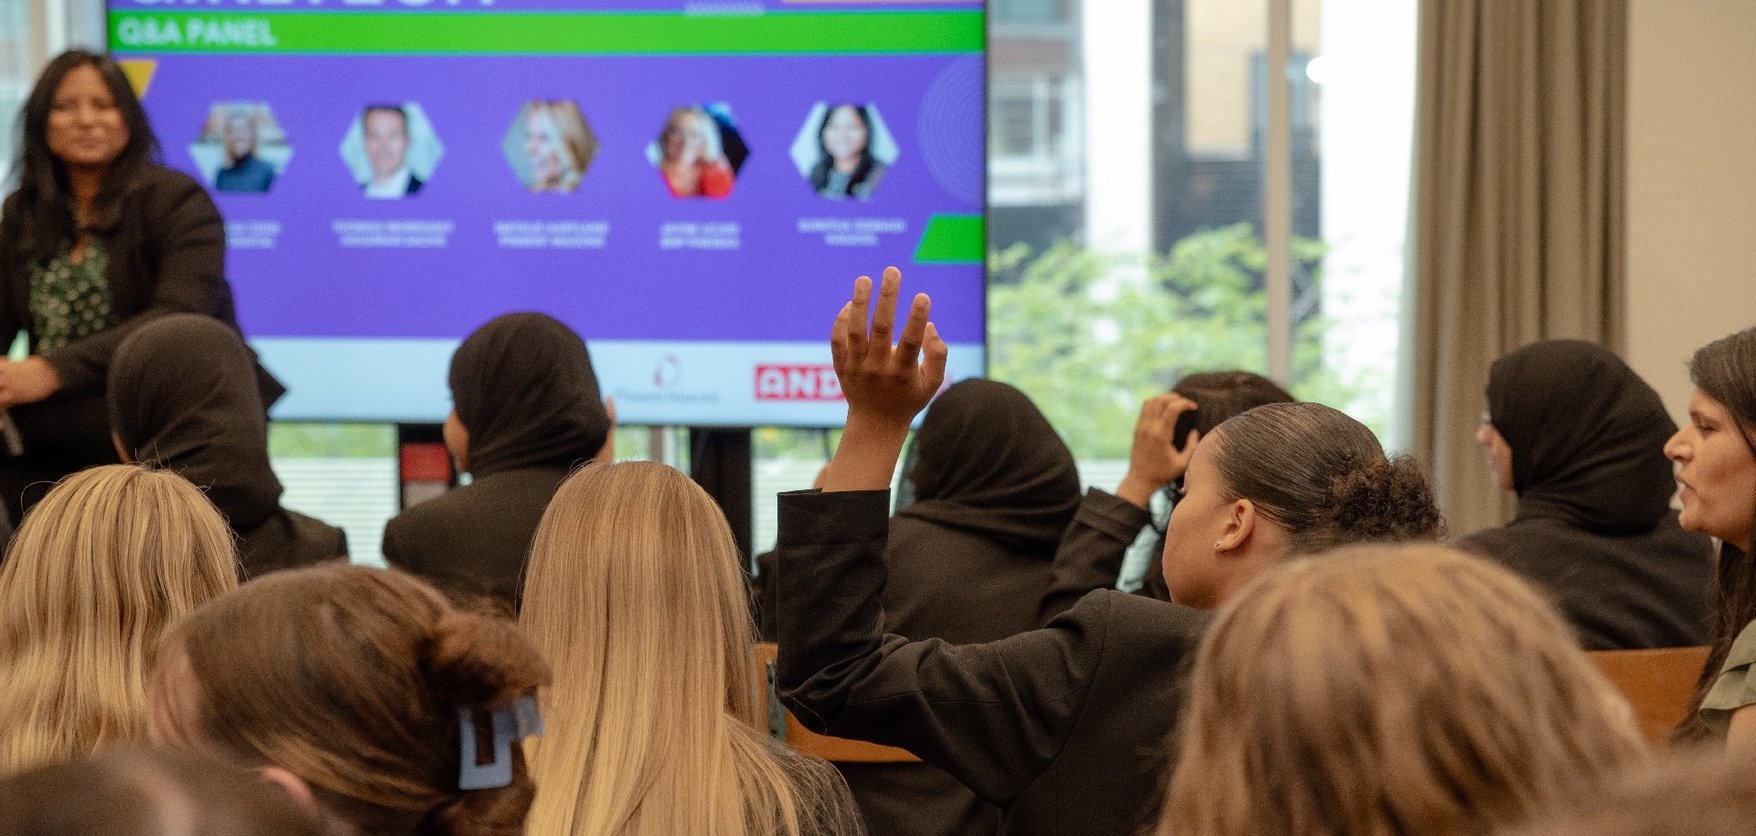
[1460, 340, 1712, 649]
[109, 314, 345, 578]
[382, 313, 608, 613]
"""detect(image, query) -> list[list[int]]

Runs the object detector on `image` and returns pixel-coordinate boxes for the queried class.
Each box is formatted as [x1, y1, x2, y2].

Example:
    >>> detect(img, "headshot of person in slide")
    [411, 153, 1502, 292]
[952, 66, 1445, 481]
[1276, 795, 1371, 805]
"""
[790, 101, 898, 201]
[339, 103, 442, 199]
[650, 104, 747, 199]
[362, 105, 418, 197]
[191, 102, 289, 193]
[504, 100, 597, 194]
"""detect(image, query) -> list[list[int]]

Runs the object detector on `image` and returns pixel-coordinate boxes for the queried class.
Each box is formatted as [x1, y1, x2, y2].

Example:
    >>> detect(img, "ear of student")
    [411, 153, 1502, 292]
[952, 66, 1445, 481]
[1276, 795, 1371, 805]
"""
[258, 766, 318, 813]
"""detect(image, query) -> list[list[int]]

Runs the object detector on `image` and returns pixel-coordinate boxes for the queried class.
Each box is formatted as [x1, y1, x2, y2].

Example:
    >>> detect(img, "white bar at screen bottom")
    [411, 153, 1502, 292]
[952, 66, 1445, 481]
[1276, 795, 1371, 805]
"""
[252, 338, 986, 427]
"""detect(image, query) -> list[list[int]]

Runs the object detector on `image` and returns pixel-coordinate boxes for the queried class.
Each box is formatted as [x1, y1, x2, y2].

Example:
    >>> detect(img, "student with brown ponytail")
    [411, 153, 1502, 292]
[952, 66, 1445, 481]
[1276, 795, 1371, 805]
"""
[148, 564, 550, 835]
[775, 269, 1444, 836]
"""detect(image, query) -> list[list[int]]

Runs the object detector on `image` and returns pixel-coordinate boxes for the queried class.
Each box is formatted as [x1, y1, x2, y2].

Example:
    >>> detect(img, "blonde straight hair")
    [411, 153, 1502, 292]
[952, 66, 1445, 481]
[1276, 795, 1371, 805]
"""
[1160, 544, 1645, 836]
[520, 461, 829, 835]
[0, 465, 236, 774]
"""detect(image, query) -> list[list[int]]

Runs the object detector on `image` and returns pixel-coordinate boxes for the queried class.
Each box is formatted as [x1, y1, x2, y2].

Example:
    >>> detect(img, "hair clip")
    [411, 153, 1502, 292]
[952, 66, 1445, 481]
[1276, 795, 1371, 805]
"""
[458, 694, 543, 791]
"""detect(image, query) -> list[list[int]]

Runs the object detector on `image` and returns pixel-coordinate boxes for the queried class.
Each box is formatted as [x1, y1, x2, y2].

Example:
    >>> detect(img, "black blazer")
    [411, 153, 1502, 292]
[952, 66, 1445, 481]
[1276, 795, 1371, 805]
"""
[238, 509, 349, 580]
[382, 465, 572, 614]
[0, 165, 258, 395]
[776, 490, 1211, 836]
[1459, 510, 1712, 650]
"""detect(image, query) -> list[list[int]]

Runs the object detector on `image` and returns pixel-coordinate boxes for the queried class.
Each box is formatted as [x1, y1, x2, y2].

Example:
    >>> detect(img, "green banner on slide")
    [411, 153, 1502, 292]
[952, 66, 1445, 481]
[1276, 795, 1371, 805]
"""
[914, 214, 984, 265]
[109, 10, 983, 55]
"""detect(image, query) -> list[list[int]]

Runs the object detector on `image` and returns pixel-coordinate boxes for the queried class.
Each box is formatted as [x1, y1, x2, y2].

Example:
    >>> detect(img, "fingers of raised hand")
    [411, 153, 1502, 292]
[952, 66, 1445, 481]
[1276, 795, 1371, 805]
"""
[871, 266, 901, 344]
[920, 322, 948, 394]
[831, 301, 854, 376]
[847, 275, 873, 359]
[895, 292, 931, 366]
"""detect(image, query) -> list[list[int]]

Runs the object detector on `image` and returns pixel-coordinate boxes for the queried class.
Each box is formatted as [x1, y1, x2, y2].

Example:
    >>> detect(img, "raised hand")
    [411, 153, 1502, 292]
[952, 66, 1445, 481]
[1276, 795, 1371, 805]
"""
[823, 266, 948, 492]
[1115, 393, 1201, 508]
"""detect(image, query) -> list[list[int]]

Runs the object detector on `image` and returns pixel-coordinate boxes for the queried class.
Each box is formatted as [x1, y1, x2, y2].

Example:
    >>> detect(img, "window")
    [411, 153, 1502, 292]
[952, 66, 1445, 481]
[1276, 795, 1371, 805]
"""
[988, 0, 1415, 486]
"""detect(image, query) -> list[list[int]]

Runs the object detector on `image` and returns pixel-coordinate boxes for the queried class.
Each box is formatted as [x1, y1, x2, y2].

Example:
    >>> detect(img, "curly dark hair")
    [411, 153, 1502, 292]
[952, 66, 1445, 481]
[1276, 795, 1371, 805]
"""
[1208, 402, 1445, 553]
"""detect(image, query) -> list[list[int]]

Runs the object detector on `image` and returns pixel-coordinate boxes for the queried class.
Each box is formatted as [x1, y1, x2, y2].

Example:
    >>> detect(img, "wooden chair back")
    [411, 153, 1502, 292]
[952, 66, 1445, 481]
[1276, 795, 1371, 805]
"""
[753, 642, 920, 763]
[1586, 645, 1711, 745]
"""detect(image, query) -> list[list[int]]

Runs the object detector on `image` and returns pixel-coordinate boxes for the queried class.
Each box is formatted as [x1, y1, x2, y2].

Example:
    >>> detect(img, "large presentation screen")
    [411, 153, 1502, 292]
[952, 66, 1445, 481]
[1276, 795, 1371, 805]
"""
[107, 0, 986, 425]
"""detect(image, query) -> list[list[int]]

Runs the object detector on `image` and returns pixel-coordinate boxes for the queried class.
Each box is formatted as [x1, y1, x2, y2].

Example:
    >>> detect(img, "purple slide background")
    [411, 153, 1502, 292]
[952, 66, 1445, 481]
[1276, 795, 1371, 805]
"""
[126, 51, 986, 344]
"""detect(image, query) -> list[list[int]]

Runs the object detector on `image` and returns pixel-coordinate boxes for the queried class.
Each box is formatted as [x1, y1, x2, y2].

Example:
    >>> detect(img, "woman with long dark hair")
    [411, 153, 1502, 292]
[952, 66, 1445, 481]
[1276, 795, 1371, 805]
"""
[1667, 327, 1756, 741]
[0, 50, 270, 523]
[810, 104, 885, 200]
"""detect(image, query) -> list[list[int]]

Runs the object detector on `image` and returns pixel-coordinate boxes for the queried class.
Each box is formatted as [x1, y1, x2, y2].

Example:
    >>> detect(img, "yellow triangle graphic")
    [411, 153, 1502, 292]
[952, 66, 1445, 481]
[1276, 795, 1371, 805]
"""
[116, 60, 158, 99]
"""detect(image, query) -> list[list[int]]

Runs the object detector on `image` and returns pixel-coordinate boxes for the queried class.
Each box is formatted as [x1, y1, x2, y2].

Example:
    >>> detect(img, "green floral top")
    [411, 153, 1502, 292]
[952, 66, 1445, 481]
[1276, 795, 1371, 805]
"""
[28, 239, 115, 355]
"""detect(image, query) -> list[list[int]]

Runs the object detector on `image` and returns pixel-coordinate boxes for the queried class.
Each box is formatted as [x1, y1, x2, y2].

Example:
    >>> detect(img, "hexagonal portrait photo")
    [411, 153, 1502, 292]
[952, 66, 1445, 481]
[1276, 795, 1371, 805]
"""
[789, 102, 898, 201]
[338, 102, 443, 199]
[647, 103, 748, 200]
[501, 100, 599, 194]
[189, 101, 290, 194]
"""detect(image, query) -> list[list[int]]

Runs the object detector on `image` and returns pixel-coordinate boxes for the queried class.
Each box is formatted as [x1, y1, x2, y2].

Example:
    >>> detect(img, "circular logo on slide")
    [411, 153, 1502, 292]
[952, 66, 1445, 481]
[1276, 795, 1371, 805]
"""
[653, 354, 682, 390]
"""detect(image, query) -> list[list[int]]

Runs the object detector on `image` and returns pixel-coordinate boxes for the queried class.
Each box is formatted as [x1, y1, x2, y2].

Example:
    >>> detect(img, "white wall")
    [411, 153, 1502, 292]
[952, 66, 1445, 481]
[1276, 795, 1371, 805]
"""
[1625, 0, 1756, 421]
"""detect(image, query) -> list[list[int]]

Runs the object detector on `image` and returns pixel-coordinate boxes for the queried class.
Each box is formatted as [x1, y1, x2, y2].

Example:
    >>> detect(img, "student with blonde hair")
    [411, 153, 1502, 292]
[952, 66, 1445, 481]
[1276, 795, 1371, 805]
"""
[149, 564, 550, 836]
[0, 464, 236, 774]
[520, 460, 861, 835]
[1160, 545, 1646, 836]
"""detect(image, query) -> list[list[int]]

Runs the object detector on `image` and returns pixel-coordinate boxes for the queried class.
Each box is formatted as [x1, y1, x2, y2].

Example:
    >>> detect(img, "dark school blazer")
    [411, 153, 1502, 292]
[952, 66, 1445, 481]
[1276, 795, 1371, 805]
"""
[776, 489, 1212, 836]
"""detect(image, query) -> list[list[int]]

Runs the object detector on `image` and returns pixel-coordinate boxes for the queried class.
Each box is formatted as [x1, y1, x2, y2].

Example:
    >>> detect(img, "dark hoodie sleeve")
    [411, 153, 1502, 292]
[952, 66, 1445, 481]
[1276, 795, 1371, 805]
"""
[775, 488, 1110, 806]
[1038, 488, 1154, 623]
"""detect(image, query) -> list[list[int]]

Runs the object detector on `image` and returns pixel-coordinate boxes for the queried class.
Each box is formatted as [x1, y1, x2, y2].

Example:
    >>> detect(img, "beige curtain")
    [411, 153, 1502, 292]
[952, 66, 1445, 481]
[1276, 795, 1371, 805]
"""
[1412, 0, 1627, 537]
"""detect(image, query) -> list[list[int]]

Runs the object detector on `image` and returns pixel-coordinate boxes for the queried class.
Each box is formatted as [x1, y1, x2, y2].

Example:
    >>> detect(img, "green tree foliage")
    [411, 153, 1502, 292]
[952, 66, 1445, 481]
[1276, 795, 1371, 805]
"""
[988, 223, 1373, 459]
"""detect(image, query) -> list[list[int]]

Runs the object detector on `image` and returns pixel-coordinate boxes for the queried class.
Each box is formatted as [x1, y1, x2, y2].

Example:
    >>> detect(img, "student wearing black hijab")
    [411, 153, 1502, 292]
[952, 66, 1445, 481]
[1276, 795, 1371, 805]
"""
[823, 378, 1083, 836]
[108, 314, 345, 578]
[382, 312, 610, 614]
[1460, 339, 1712, 649]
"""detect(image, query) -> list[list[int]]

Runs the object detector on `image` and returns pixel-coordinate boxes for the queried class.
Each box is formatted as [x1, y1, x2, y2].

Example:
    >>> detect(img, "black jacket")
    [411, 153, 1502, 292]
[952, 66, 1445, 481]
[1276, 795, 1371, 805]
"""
[109, 314, 345, 579]
[1462, 340, 1712, 649]
[383, 465, 573, 613]
[776, 490, 1210, 836]
[383, 313, 609, 614]
[0, 165, 279, 521]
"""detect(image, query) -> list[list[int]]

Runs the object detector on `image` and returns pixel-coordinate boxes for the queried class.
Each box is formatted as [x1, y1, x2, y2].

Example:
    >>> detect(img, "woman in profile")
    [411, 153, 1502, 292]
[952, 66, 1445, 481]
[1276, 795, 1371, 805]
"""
[1663, 327, 1756, 741]
[810, 104, 885, 200]
[0, 464, 236, 773]
[1460, 340, 1711, 649]
[522, 100, 595, 193]
[109, 314, 346, 578]
[657, 105, 735, 199]
[0, 50, 273, 523]
[383, 313, 610, 614]
[1158, 545, 1646, 835]
[149, 564, 551, 836]
[520, 461, 862, 835]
